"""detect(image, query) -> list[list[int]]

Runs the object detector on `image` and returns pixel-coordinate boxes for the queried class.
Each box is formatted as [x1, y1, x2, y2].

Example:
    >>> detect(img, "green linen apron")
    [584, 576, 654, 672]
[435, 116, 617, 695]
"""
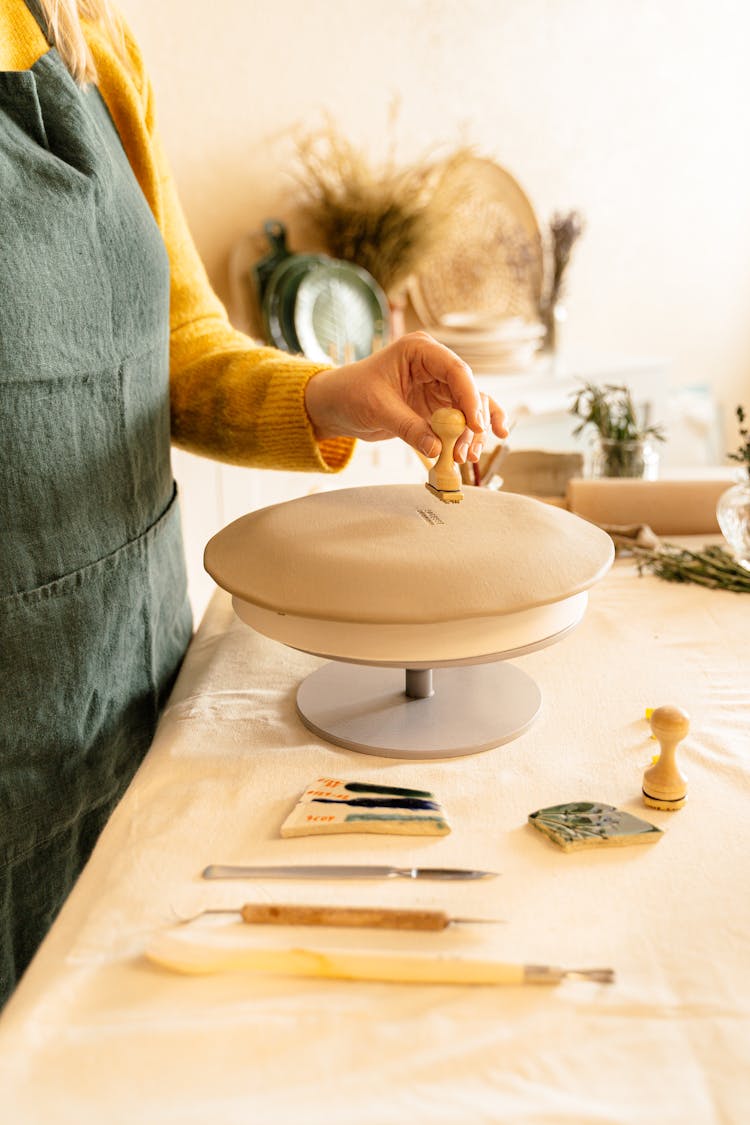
[0, 2, 193, 1005]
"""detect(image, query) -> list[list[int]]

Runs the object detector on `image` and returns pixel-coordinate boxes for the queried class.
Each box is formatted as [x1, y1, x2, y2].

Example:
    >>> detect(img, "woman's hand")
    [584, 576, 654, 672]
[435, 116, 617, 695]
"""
[304, 332, 508, 462]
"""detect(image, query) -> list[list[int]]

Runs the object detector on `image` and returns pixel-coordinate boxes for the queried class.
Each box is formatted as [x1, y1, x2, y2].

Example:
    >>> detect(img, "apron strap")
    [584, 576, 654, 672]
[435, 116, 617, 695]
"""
[22, 0, 53, 45]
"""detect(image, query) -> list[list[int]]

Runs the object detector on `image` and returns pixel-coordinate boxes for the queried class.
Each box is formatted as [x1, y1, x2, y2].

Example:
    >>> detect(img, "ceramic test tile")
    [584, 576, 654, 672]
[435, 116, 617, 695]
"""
[280, 777, 451, 837]
[528, 801, 662, 852]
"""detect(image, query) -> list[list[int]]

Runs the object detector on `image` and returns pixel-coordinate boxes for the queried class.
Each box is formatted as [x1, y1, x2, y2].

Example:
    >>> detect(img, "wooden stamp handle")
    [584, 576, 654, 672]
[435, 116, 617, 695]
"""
[643, 704, 690, 810]
[239, 903, 450, 931]
[427, 407, 466, 496]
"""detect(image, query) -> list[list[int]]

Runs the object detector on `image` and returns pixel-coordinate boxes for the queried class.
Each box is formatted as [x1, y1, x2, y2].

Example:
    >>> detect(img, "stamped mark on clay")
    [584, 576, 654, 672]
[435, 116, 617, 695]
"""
[416, 508, 445, 527]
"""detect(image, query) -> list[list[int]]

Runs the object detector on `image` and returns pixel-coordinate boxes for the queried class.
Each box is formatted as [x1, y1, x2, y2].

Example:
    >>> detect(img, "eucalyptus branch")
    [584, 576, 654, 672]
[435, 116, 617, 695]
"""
[633, 543, 750, 593]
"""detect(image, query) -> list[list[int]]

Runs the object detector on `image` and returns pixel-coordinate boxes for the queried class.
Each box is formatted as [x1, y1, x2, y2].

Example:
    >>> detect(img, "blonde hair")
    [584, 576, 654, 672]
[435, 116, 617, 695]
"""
[36, 0, 125, 84]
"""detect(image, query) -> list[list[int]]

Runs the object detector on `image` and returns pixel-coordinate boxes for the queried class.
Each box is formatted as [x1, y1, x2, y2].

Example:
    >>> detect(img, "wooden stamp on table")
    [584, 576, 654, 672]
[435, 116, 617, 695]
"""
[642, 705, 690, 810]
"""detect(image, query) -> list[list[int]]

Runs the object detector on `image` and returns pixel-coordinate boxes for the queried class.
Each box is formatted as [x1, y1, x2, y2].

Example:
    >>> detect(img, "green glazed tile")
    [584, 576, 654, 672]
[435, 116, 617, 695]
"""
[529, 802, 662, 852]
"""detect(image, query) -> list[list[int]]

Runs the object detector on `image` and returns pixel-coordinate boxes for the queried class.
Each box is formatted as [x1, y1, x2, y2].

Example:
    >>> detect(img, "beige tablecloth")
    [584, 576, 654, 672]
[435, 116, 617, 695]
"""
[1, 552, 748, 1123]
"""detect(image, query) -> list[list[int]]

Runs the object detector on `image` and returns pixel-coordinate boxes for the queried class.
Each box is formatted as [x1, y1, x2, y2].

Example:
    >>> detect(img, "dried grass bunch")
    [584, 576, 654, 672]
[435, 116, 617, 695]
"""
[294, 123, 472, 297]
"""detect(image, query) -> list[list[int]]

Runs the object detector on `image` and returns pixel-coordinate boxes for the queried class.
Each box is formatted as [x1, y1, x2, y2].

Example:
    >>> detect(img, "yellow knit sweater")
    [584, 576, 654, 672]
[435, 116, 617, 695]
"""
[1, 1, 355, 474]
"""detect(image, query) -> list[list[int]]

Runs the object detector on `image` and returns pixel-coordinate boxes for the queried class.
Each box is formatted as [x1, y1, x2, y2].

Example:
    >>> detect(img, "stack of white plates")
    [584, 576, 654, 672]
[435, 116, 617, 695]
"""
[422, 315, 546, 374]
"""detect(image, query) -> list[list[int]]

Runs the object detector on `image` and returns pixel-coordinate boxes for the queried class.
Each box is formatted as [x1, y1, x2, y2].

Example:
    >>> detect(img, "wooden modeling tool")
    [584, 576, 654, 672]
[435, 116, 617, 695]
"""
[426, 407, 466, 504]
[178, 903, 502, 931]
[146, 937, 614, 985]
[642, 705, 690, 810]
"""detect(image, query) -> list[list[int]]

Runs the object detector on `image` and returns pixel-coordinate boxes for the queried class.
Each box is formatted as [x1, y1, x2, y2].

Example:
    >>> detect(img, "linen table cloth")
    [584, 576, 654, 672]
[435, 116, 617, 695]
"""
[1, 550, 748, 1124]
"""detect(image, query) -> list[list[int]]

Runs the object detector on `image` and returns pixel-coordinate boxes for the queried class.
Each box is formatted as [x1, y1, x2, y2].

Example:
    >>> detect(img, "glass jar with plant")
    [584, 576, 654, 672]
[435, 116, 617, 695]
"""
[569, 381, 666, 479]
[716, 405, 750, 570]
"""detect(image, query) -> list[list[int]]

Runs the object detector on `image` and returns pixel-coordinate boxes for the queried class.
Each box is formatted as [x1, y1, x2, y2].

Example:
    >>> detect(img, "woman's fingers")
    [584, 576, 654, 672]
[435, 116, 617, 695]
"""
[466, 394, 488, 462]
[405, 336, 508, 448]
[379, 393, 442, 458]
[303, 332, 510, 457]
[403, 333, 484, 431]
[456, 395, 506, 462]
[486, 395, 509, 440]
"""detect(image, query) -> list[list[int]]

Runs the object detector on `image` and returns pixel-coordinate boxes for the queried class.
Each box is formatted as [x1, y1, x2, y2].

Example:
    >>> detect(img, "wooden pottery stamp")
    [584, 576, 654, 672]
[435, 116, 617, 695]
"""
[425, 408, 466, 504]
[528, 801, 662, 851]
[642, 704, 690, 810]
[280, 777, 451, 837]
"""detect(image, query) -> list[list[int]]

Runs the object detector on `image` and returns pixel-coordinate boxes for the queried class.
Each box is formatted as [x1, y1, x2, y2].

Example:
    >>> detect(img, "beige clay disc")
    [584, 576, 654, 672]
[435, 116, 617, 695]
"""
[204, 484, 614, 626]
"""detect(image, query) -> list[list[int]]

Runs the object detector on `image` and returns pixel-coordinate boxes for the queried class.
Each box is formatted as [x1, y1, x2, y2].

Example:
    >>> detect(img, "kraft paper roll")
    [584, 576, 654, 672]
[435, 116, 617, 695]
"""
[566, 475, 733, 535]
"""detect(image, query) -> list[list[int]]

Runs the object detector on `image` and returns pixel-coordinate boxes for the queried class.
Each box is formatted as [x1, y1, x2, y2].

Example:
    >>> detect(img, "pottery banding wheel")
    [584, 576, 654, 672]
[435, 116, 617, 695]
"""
[204, 485, 614, 759]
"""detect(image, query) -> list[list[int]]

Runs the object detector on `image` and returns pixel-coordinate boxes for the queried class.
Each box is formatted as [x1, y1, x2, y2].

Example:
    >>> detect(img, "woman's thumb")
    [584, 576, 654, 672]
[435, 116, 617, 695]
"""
[386, 400, 440, 457]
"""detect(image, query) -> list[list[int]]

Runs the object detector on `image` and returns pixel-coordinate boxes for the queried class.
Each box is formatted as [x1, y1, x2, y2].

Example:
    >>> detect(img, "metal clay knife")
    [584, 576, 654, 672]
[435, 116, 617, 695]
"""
[202, 864, 498, 881]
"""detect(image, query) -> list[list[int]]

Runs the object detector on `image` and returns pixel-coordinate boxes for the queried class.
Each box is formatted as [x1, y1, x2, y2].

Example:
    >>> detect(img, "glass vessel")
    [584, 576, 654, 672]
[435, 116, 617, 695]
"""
[716, 469, 750, 571]
[589, 437, 659, 480]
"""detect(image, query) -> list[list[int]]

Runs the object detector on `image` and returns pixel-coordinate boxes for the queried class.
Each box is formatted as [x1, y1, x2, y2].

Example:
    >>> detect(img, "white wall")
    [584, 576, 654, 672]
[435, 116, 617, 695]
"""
[120, 0, 750, 428]
[116, 0, 750, 618]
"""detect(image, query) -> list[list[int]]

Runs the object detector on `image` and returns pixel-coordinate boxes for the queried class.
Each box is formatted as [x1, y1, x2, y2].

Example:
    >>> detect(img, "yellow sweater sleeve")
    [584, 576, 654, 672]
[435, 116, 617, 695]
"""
[86, 18, 355, 473]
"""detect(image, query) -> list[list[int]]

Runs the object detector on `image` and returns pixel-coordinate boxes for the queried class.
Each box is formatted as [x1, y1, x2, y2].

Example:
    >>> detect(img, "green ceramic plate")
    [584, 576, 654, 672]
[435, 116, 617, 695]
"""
[293, 262, 390, 363]
[262, 254, 327, 352]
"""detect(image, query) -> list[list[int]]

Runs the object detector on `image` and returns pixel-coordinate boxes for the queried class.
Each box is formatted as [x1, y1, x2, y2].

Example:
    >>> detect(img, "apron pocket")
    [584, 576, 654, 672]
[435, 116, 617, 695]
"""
[0, 69, 49, 151]
[0, 486, 191, 865]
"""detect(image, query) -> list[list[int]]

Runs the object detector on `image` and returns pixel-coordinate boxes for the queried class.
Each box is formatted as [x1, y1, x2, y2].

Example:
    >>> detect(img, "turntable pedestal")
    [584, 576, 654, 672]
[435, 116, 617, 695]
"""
[295, 660, 541, 759]
[206, 483, 614, 761]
